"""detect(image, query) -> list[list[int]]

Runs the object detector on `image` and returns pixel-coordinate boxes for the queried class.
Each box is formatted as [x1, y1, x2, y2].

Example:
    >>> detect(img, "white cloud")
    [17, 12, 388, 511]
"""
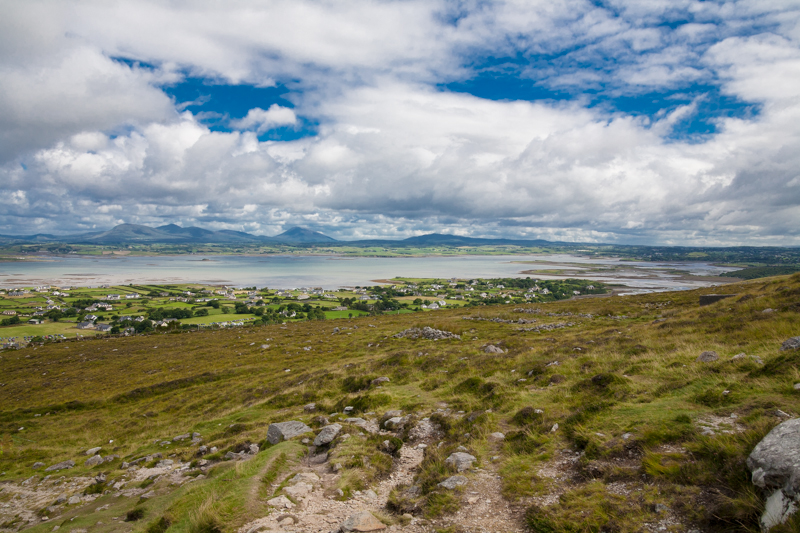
[0, 0, 799, 244]
[230, 105, 297, 133]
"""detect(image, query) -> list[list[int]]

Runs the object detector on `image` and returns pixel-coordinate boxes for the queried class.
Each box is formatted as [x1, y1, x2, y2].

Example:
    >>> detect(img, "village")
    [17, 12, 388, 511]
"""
[0, 277, 605, 348]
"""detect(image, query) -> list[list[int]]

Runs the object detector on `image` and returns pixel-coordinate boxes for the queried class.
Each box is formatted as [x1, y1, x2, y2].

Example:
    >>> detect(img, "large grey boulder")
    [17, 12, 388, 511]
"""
[781, 337, 800, 351]
[85, 447, 101, 456]
[747, 418, 800, 530]
[314, 423, 342, 446]
[45, 460, 75, 472]
[266, 421, 312, 444]
[445, 452, 476, 472]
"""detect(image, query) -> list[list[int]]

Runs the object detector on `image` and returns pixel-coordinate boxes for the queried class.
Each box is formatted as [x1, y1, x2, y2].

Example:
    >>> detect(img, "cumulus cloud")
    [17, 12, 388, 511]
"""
[230, 105, 297, 133]
[0, 0, 799, 245]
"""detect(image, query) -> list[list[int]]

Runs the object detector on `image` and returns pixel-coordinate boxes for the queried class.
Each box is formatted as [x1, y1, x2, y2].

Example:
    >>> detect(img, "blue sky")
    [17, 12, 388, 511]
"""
[1, 0, 799, 245]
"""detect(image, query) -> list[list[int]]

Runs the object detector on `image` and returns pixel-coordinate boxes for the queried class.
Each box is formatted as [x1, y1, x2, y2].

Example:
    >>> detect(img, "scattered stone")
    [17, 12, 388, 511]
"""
[551, 423, 559, 433]
[249, 444, 260, 454]
[314, 424, 342, 446]
[781, 337, 800, 352]
[483, 344, 505, 354]
[371, 377, 390, 387]
[85, 447, 101, 456]
[622, 433, 633, 440]
[362, 489, 378, 499]
[748, 418, 800, 529]
[339, 511, 387, 532]
[343, 406, 354, 413]
[32, 462, 45, 469]
[67, 496, 81, 505]
[173, 434, 190, 442]
[488, 432, 505, 441]
[763, 308, 775, 314]
[140, 491, 155, 500]
[793, 383, 800, 391]
[438, 475, 468, 489]
[697, 351, 719, 363]
[775, 410, 792, 418]
[45, 460, 75, 472]
[266, 421, 313, 444]
[383, 417, 405, 430]
[445, 452, 476, 472]
[304, 403, 317, 412]
[288, 472, 320, 485]
[267, 495, 295, 509]
[84, 455, 103, 467]
[393, 327, 460, 340]
[103, 455, 119, 463]
[309, 452, 328, 465]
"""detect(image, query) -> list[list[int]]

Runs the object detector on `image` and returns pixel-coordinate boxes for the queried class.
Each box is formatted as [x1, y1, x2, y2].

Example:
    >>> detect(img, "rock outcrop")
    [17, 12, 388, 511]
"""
[445, 452, 476, 472]
[747, 418, 800, 530]
[267, 421, 313, 445]
[313, 423, 342, 446]
[781, 337, 800, 351]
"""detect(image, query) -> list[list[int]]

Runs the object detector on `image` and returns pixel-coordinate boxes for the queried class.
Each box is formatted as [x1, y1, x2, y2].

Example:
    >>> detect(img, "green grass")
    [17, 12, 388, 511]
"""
[2, 273, 800, 531]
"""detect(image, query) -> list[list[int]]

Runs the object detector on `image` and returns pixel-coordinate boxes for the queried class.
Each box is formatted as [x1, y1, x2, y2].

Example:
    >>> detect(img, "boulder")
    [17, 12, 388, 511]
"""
[488, 432, 505, 441]
[67, 495, 81, 505]
[445, 452, 476, 472]
[438, 475, 468, 489]
[45, 460, 75, 472]
[304, 403, 317, 412]
[85, 447, 101, 456]
[84, 455, 103, 467]
[747, 418, 800, 530]
[32, 462, 45, 469]
[173, 434, 190, 442]
[781, 337, 800, 352]
[314, 423, 342, 446]
[267, 495, 295, 509]
[339, 511, 387, 532]
[371, 377, 390, 387]
[266, 421, 313, 445]
[288, 472, 320, 485]
[383, 416, 405, 430]
[696, 351, 719, 363]
[284, 482, 313, 499]
[483, 345, 505, 354]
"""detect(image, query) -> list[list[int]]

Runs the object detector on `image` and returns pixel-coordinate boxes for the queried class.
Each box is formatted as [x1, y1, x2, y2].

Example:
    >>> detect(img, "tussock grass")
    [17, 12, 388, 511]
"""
[3, 274, 800, 531]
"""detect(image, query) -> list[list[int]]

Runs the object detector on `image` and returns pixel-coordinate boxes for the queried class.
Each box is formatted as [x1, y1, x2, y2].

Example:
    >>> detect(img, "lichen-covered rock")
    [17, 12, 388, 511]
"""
[696, 351, 719, 363]
[339, 511, 386, 532]
[84, 455, 103, 467]
[45, 460, 75, 472]
[781, 337, 800, 351]
[445, 452, 476, 472]
[438, 475, 468, 489]
[393, 327, 460, 340]
[747, 418, 800, 530]
[313, 423, 342, 446]
[266, 421, 313, 444]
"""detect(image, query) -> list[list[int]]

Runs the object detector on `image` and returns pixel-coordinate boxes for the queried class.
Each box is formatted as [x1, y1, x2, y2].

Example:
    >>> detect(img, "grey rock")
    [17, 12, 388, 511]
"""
[392, 327, 460, 340]
[140, 490, 155, 499]
[781, 337, 800, 352]
[192, 432, 201, 438]
[383, 416, 405, 430]
[173, 434, 190, 442]
[747, 418, 800, 529]
[381, 409, 403, 422]
[32, 462, 45, 469]
[362, 489, 377, 499]
[438, 475, 468, 489]
[266, 421, 313, 444]
[488, 432, 505, 441]
[224, 451, 241, 461]
[314, 424, 342, 446]
[304, 403, 317, 412]
[103, 455, 119, 463]
[343, 406, 354, 414]
[445, 452, 476, 472]
[267, 495, 295, 509]
[371, 377, 390, 387]
[249, 444, 260, 455]
[84, 455, 103, 467]
[67, 495, 81, 505]
[157, 459, 174, 467]
[198, 445, 208, 454]
[697, 351, 719, 363]
[309, 452, 329, 465]
[55, 494, 67, 503]
[793, 383, 800, 391]
[284, 482, 313, 498]
[45, 460, 75, 472]
[85, 447, 101, 456]
[339, 511, 387, 532]
[483, 344, 505, 354]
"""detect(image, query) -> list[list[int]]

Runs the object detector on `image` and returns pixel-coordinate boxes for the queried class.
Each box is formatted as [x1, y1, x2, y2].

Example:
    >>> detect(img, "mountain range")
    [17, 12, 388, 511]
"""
[0, 223, 553, 247]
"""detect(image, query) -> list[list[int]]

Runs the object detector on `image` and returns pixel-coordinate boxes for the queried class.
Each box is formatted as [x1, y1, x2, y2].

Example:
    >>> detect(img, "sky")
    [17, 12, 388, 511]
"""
[1, 1, 800, 246]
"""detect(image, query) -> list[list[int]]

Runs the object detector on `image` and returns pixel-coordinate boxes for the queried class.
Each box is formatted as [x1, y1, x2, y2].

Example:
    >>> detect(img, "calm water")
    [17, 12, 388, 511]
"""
[0, 254, 739, 293]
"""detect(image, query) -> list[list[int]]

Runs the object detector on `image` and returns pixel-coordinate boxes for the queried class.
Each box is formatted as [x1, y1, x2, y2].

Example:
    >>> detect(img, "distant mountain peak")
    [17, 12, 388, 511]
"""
[275, 227, 337, 243]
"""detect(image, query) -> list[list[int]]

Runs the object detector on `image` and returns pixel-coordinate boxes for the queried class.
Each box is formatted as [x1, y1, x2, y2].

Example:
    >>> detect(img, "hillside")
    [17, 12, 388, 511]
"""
[1, 275, 800, 532]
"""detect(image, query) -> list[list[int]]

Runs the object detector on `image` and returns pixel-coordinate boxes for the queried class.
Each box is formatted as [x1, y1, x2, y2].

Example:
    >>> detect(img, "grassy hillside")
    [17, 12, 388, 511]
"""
[1, 274, 800, 532]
